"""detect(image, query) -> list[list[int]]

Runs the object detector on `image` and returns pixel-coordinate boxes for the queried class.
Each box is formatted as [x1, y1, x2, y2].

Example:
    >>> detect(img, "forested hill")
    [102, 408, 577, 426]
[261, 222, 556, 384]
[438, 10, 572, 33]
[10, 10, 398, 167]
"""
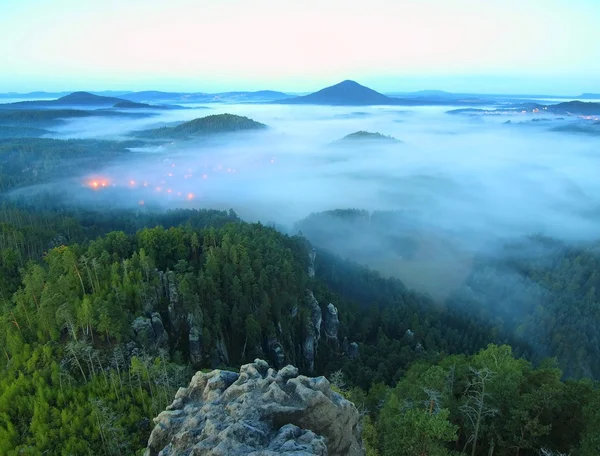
[335, 131, 400, 143]
[135, 113, 267, 139]
[0, 205, 598, 454]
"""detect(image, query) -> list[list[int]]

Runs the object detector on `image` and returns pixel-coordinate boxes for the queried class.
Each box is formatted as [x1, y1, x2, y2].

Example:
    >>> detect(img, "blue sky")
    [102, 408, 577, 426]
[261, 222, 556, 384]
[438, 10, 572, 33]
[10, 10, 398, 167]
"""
[1, 0, 598, 94]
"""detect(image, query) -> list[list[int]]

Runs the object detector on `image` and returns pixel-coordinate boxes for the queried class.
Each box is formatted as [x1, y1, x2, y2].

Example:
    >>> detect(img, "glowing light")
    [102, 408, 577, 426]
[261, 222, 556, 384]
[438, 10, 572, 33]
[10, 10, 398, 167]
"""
[171, 163, 176, 167]
[167, 188, 172, 193]
[156, 187, 162, 192]
[168, 173, 173, 177]
[91, 181, 99, 189]
[129, 180, 136, 186]
[187, 193, 194, 200]
[202, 174, 208, 179]
[227, 168, 231, 173]
[177, 192, 182, 196]
[270, 158, 275, 164]
[139, 200, 145, 205]
[143, 182, 148, 187]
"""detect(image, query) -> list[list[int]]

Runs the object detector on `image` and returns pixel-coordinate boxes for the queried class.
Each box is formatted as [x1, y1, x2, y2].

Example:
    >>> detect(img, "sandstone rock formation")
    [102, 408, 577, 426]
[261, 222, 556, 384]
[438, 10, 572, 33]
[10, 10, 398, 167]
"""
[131, 312, 168, 349]
[145, 359, 364, 456]
[323, 303, 339, 340]
[308, 248, 317, 278]
[303, 291, 323, 372]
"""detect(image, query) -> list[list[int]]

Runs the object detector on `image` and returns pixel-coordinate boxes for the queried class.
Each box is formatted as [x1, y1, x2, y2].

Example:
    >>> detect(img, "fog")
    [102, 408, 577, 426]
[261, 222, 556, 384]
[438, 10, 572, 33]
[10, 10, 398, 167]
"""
[13, 103, 600, 300]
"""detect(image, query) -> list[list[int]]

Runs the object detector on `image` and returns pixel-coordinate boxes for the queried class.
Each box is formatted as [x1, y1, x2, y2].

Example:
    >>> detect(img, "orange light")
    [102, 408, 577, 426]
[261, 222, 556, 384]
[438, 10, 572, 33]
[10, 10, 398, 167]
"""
[187, 193, 194, 200]
[91, 181, 99, 189]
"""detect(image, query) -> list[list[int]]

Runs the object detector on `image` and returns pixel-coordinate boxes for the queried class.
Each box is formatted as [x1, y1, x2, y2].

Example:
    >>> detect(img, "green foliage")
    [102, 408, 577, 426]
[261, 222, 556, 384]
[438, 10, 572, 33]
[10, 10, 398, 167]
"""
[369, 344, 597, 456]
[449, 235, 600, 379]
[0, 202, 597, 455]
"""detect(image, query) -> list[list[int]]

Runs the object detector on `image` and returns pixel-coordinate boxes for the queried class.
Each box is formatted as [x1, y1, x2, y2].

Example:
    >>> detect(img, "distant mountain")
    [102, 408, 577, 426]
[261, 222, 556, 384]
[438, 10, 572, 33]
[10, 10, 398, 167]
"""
[120, 91, 188, 103]
[122, 90, 290, 104]
[276, 80, 394, 106]
[274, 80, 488, 106]
[1, 91, 161, 109]
[135, 113, 267, 139]
[579, 93, 600, 99]
[0, 91, 71, 99]
[547, 101, 600, 115]
[336, 131, 400, 143]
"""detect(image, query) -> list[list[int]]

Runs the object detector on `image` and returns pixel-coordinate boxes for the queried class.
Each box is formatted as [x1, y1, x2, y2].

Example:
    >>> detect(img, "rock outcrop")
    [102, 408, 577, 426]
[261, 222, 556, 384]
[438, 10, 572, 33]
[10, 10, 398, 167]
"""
[323, 303, 339, 340]
[187, 313, 203, 366]
[145, 359, 363, 456]
[308, 248, 317, 278]
[303, 291, 323, 371]
[131, 312, 168, 349]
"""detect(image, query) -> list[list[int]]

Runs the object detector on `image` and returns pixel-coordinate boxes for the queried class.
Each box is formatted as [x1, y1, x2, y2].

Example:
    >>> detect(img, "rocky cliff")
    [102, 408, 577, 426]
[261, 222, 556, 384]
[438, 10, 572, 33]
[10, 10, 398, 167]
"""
[145, 359, 364, 456]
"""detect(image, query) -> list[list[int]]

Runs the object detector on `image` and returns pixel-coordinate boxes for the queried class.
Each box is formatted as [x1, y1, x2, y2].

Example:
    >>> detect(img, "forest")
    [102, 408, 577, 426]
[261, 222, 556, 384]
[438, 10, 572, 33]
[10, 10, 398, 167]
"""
[0, 121, 598, 455]
[0, 197, 598, 455]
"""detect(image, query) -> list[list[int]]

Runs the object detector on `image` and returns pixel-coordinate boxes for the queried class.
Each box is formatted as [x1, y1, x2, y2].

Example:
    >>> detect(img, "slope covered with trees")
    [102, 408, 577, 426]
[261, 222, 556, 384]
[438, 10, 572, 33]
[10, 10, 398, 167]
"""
[136, 114, 267, 139]
[0, 202, 597, 455]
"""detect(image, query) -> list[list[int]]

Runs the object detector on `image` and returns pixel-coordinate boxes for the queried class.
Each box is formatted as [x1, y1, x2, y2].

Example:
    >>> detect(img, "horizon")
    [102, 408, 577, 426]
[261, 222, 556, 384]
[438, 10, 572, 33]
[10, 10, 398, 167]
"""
[0, 78, 598, 99]
[1, 0, 599, 95]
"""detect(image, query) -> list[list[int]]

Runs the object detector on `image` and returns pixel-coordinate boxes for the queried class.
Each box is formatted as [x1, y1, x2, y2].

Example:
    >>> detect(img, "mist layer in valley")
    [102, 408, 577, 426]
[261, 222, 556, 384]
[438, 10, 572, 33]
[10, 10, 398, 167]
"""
[4, 100, 598, 303]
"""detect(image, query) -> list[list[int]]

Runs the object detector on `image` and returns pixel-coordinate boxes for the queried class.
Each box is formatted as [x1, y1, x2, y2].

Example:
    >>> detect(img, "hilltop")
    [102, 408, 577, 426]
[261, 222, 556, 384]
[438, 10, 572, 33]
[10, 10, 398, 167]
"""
[135, 113, 267, 139]
[276, 80, 394, 106]
[337, 130, 400, 142]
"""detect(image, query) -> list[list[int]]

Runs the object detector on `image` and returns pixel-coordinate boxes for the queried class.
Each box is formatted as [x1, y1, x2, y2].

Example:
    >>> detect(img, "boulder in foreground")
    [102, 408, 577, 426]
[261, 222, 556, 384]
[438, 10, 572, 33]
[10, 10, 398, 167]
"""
[145, 359, 363, 456]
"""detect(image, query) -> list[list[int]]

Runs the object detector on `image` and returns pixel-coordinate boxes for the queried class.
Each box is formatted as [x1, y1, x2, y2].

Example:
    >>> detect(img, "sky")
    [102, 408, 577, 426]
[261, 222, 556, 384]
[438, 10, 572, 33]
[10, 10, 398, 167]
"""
[1, 0, 599, 95]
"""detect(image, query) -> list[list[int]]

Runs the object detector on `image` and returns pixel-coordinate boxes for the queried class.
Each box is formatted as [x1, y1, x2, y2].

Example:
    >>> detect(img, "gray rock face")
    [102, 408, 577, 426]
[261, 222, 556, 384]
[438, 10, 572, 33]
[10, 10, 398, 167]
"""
[187, 314, 203, 366]
[164, 271, 181, 336]
[303, 291, 322, 371]
[308, 248, 317, 278]
[323, 303, 339, 340]
[131, 312, 168, 349]
[145, 359, 363, 456]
